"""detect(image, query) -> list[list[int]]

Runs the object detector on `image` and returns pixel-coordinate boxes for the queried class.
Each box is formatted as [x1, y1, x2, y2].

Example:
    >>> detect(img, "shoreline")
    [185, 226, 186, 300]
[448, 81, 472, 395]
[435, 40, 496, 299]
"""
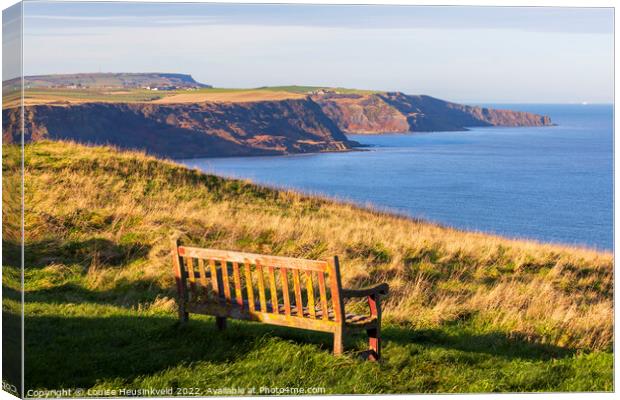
[176, 114, 612, 252]
[178, 160, 613, 255]
[16, 139, 612, 256]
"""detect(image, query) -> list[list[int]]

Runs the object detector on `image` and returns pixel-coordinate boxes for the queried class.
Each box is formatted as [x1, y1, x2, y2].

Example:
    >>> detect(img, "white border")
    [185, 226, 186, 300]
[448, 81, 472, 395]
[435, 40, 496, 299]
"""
[0, 1, 616, 400]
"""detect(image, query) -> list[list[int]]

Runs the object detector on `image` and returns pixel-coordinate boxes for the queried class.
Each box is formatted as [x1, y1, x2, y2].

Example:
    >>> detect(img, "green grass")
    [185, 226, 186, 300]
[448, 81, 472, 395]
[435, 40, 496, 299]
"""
[256, 85, 383, 95]
[22, 88, 165, 103]
[19, 266, 612, 394]
[20, 290, 612, 393]
[2, 140, 613, 394]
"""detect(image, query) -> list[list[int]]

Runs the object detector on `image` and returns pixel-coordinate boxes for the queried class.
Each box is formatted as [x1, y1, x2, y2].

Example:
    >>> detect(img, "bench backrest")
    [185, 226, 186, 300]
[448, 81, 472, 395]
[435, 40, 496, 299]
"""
[172, 239, 345, 323]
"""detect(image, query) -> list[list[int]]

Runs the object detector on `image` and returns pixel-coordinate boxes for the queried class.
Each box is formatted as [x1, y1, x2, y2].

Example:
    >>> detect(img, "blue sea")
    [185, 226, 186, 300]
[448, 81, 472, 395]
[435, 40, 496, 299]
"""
[180, 104, 613, 250]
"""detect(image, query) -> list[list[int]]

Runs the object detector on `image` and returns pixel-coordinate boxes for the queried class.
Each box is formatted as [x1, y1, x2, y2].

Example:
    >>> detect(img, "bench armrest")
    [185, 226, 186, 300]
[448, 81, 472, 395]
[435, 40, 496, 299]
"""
[341, 283, 389, 298]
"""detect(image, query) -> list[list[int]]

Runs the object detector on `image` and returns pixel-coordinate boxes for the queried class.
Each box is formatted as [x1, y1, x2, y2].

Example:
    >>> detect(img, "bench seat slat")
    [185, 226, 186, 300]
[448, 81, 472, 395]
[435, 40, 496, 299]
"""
[208, 259, 218, 295]
[185, 300, 378, 328]
[280, 267, 292, 316]
[292, 269, 303, 317]
[256, 263, 267, 312]
[232, 262, 243, 307]
[305, 271, 316, 319]
[268, 266, 279, 315]
[185, 257, 196, 297]
[221, 260, 232, 303]
[186, 302, 340, 333]
[317, 272, 329, 321]
[244, 261, 256, 312]
[198, 259, 209, 298]
[179, 246, 328, 272]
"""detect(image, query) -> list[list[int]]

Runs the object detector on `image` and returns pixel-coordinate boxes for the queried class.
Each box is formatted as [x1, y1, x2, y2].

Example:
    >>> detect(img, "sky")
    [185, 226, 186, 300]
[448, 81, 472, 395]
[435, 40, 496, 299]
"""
[4, 2, 615, 103]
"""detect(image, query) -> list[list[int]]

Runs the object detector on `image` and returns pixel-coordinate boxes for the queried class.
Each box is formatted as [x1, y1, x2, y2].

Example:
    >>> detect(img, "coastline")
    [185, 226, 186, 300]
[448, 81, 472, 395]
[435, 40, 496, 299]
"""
[4, 85, 553, 159]
[178, 159, 610, 254]
[179, 107, 612, 251]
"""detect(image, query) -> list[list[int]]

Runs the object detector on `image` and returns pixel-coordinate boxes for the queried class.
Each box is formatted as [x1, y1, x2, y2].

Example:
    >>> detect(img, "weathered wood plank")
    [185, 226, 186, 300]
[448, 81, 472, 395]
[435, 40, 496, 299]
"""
[198, 259, 208, 297]
[292, 269, 303, 317]
[232, 262, 243, 307]
[329, 256, 345, 323]
[185, 257, 196, 297]
[256, 263, 267, 312]
[244, 261, 255, 312]
[197, 259, 207, 284]
[179, 246, 328, 272]
[209, 259, 219, 295]
[305, 271, 316, 319]
[317, 271, 329, 321]
[171, 238, 188, 322]
[185, 302, 339, 333]
[221, 260, 231, 303]
[280, 267, 291, 316]
[268, 266, 279, 314]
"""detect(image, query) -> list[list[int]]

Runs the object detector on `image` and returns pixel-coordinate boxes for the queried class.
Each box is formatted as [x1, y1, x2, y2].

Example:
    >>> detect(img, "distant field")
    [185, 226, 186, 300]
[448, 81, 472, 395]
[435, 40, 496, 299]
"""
[152, 89, 305, 103]
[258, 85, 384, 95]
[3, 88, 165, 108]
[3, 86, 382, 107]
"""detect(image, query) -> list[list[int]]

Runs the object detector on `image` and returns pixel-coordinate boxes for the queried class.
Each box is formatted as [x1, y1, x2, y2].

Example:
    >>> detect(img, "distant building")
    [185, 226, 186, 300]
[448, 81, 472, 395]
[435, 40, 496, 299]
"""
[143, 85, 180, 91]
[308, 89, 339, 95]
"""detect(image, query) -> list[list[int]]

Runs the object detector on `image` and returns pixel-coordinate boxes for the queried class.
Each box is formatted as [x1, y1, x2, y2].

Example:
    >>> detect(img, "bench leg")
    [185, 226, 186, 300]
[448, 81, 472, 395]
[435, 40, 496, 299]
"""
[333, 328, 344, 355]
[216, 316, 227, 331]
[178, 307, 189, 324]
[367, 327, 381, 361]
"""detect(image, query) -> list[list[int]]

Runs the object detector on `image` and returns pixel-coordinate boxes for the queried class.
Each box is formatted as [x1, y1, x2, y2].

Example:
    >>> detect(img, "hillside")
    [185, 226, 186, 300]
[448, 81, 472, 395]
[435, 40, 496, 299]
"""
[4, 141, 612, 393]
[5, 72, 211, 90]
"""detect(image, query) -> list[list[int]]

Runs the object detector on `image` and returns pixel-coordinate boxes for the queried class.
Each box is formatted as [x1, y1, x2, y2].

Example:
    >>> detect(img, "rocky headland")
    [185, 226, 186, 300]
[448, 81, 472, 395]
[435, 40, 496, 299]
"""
[3, 76, 553, 158]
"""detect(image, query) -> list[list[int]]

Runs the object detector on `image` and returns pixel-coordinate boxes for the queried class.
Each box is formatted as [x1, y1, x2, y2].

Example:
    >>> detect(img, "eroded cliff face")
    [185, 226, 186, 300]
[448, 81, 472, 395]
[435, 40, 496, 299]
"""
[2, 91, 554, 158]
[3, 99, 354, 158]
[314, 93, 409, 133]
[314, 92, 553, 134]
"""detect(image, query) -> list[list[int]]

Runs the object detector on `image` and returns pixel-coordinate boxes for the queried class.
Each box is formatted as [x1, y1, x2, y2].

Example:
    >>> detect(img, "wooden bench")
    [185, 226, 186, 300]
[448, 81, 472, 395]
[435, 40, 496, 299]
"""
[171, 238, 389, 360]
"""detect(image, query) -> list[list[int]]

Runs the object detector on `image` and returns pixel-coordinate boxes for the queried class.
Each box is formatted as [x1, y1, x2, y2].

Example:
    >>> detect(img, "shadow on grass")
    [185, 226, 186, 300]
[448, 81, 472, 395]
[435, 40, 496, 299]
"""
[24, 309, 575, 390]
[24, 278, 169, 308]
[382, 325, 574, 361]
[23, 237, 151, 270]
[24, 313, 328, 389]
[3, 310, 23, 396]
[2, 284, 21, 302]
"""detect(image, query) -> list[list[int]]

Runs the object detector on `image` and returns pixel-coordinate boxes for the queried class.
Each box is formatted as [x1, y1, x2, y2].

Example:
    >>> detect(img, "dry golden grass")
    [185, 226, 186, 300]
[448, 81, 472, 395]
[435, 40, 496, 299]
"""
[3, 88, 306, 108]
[151, 90, 305, 103]
[21, 140, 613, 352]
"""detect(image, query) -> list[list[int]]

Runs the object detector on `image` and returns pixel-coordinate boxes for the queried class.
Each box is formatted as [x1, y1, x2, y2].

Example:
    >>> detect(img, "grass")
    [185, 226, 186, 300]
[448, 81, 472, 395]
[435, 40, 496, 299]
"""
[4, 86, 383, 107]
[3, 140, 613, 393]
[3, 88, 165, 108]
[256, 85, 384, 95]
[22, 88, 164, 101]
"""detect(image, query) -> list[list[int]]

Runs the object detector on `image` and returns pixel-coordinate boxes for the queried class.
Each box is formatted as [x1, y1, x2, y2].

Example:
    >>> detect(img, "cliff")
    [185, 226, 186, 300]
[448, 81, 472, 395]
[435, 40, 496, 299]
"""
[314, 92, 553, 133]
[315, 93, 409, 133]
[2, 99, 354, 158]
[2, 86, 554, 158]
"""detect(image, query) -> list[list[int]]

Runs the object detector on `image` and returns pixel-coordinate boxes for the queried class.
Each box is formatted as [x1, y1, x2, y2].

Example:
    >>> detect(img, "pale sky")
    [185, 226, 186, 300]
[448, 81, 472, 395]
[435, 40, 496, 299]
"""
[5, 2, 615, 103]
